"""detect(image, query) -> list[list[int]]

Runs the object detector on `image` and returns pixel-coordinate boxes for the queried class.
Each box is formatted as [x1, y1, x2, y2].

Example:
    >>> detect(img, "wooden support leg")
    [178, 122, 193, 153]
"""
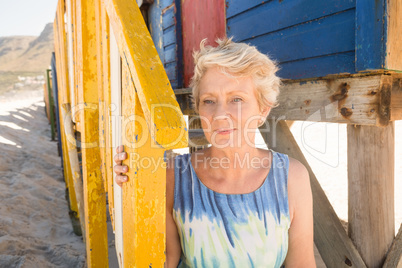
[259, 120, 366, 268]
[347, 123, 395, 267]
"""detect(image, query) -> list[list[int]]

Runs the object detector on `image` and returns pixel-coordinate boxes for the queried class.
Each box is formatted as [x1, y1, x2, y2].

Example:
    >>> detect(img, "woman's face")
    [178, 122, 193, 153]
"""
[198, 67, 269, 149]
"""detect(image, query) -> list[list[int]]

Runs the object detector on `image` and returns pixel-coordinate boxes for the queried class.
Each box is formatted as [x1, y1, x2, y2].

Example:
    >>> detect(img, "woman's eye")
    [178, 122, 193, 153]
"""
[233, 97, 243, 103]
[203, 100, 214, 104]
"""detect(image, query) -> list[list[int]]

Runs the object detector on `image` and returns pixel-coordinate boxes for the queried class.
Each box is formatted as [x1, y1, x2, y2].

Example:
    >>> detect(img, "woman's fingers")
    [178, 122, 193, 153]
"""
[115, 175, 128, 187]
[116, 145, 124, 154]
[113, 164, 128, 174]
[113, 152, 127, 164]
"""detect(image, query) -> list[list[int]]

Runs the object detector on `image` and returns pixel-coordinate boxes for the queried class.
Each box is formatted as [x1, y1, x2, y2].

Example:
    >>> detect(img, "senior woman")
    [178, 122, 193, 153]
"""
[114, 38, 316, 267]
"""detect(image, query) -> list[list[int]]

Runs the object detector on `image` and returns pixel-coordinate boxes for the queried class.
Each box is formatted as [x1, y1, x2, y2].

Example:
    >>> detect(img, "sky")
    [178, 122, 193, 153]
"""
[0, 0, 58, 37]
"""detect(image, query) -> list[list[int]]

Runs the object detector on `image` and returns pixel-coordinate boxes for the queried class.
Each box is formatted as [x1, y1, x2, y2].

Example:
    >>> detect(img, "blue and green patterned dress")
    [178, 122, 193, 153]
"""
[173, 150, 291, 267]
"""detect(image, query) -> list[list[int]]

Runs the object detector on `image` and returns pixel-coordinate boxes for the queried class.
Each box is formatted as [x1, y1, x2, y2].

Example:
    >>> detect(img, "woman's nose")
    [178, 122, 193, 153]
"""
[213, 102, 230, 120]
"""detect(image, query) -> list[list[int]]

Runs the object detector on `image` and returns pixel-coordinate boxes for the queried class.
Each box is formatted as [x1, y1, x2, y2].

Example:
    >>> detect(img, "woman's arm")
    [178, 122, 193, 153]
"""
[284, 157, 316, 267]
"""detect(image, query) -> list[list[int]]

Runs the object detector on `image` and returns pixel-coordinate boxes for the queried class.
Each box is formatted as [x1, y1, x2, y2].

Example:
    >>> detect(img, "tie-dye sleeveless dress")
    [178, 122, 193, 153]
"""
[173, 150, 291, 268]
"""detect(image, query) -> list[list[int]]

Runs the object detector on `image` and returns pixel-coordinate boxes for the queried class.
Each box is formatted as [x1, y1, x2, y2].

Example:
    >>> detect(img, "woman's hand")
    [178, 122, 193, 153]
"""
[113, 145, 128, 187]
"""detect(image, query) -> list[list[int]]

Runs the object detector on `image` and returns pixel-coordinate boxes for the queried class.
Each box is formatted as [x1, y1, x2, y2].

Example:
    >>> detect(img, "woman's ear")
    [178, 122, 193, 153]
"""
[260, 107, 271, 120]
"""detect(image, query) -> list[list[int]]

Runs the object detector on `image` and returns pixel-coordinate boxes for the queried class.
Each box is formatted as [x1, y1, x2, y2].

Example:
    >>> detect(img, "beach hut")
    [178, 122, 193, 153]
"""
[52, 0, 402, 267]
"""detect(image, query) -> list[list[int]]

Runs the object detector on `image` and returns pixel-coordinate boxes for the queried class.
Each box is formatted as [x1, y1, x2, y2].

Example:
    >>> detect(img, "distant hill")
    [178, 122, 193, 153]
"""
[0, 23, 54, 72]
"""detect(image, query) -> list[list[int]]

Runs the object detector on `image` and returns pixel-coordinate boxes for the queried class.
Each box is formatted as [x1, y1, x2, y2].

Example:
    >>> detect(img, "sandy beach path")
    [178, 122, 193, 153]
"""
[0, 89, 86, 267]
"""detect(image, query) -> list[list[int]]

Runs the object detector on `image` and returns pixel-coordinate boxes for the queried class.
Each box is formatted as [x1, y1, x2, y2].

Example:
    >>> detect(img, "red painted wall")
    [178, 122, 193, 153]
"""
[181, 0, 226, 87]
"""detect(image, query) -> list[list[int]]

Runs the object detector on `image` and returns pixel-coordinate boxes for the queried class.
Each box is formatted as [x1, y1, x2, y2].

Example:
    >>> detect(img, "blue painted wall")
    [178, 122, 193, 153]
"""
[149, 0, 183, 89]
[226, 0, 388, 80]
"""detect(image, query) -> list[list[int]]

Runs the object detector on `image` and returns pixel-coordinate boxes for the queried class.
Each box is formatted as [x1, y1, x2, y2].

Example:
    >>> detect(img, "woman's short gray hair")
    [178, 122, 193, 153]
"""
[190, 37, 281, 113]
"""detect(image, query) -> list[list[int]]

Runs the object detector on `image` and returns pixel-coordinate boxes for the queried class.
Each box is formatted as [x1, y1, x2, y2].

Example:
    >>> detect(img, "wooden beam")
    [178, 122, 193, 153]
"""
[76, 0, 108, 265]
[103, 0, 187, 150]
[268, 73, 402, 126]
[100, 0, 115, 230]
[383, 224, 402, 268]
[54, 1, 79, 219]
[95, 0, 108, 194]
[61, 104, 86, 238]
[391, 74, 402, 121]
[121, 58, 166, 268]
[347, 123, 395, 267]
[259, 120, 366, 268]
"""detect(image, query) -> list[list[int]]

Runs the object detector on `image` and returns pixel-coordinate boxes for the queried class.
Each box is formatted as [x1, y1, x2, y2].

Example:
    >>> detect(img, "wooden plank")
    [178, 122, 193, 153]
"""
[149, 0, 164, 63]
[385, 0, 402, 71]
[65, 0, 74, 108]
[182, 0, 226, 86]
[95, 0, 108, 193]
[246, 10, 355, 64]
[76, 0, 108, 265]
[347, 123, 395, 267]
[163, 26, 175, 47]
[54, 1, 80, 218]
[61, 104, 86, 238]
[110, 23, 124, 266]
[226, 0, 354, 19]
[279, 51, 355, 80]
[104, 0, 187, 149]
[101, 0, 115, 230]
[383, 224, 402, 268]
[259, 120, 366, 268]
[270, 74, 383, 125]
[162, 5, 174, 29]
[121, 59, 166, 267]
[164, 44, 176, 64]
[355, 0, 387, 71]
[391, 74, 402, 121]
[227, 0, 355, 43]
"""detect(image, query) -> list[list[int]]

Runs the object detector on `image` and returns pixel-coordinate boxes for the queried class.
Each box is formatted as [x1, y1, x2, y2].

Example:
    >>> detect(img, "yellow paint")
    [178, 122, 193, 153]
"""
[104, 0, 188, 150]
[122, 60, 166, 267]
[95, 0, 108, 193]
[75, 0, 108, 265]
[53, 4, 79, 216]
[100, 3, 115, 229]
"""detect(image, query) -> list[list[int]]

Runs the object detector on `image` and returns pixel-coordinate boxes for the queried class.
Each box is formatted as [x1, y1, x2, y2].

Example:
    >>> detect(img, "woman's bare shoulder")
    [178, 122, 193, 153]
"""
[287, 157, 312, 220]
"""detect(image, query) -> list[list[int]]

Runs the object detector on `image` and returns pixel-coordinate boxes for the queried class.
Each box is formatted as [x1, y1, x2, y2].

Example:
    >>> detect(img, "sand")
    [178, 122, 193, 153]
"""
[0, 88, 86, 267]
[0, 87, 400, 267]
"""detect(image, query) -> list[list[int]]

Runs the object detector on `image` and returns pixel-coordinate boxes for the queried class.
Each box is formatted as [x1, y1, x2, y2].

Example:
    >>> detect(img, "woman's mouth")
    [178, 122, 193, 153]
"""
[215, 128, 235, 135]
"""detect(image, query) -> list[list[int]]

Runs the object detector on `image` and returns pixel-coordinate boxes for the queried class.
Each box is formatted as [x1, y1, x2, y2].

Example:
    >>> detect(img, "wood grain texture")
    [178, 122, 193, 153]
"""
[269, 74, 383, 125]
[259, 120, 366, 268]
[383, 224, 402, 268]
[355, 0, 387, 71]
[76, 0, 109, 265]
[385, 0, 402, 71]
[182, 0, 226, 87]
[104, 0, 187, 149]
[391, 74, 402, 121]
[347, 123, 395, 268]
